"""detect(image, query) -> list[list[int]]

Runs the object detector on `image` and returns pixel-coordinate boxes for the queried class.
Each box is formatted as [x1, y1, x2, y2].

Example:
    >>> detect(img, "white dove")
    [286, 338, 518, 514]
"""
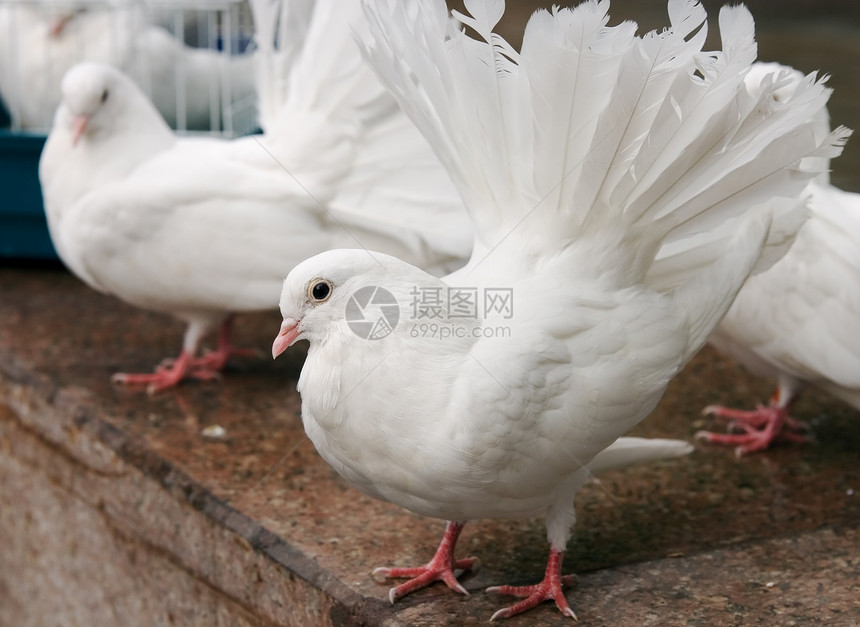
[38, 0, 471, 394]
[696, 63, 860, 455]
[0, 0, 255, 131]
[271, 0, 848, 620]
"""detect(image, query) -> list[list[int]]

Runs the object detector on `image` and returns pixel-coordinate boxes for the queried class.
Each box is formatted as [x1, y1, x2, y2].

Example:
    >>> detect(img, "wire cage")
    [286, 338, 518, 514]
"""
[0, 0, 259, 258]
[0, 0, 258, 136]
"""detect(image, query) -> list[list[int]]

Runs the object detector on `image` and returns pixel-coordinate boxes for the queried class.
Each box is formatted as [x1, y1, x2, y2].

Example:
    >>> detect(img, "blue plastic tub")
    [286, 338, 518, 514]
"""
[0, 128, 56, 259]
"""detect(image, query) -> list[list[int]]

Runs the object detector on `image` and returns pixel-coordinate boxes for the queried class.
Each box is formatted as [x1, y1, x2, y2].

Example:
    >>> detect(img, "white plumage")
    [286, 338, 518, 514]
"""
[699, 62, 860, 455]
[38, 0, 471, 393]
[272, 0, 848, 620]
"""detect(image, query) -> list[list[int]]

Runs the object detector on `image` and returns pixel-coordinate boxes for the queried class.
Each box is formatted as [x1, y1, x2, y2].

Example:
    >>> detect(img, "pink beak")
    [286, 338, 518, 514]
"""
[71, 115, 88, 146]
[272, 318, 300, 358]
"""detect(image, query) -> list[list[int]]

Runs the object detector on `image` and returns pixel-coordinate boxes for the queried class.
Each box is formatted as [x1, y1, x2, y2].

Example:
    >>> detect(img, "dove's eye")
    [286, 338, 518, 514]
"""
[100, 89, 109, 103]
[308, 279, 333, 303]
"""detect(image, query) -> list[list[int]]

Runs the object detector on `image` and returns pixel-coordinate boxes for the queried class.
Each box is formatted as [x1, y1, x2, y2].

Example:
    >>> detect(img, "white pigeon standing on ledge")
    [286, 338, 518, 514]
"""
[38, 0, 472, 394]
[697, 62, 860, 455]
[271, 0, 848, 620]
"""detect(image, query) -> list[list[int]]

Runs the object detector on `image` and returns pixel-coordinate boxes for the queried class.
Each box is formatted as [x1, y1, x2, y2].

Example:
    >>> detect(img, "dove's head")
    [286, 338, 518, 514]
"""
[57, 62, 159, 146]
[273, 249, 418, 357]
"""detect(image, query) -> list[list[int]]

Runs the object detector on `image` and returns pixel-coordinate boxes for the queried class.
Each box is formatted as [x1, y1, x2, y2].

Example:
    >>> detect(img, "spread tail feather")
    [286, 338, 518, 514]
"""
[361, 0, 845, 282]
[648, 60, 851, 292]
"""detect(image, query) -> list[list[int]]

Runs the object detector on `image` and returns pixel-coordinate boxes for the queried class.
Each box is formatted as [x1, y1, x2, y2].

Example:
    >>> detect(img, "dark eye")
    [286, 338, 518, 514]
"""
[308, 279, 333, 303]
[101, 89, 109, 103]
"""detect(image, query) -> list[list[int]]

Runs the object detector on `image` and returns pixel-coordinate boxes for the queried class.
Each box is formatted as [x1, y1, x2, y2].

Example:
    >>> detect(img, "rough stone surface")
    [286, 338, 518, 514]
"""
[2, 1, 860, 625]
[2, 266, 858, 626]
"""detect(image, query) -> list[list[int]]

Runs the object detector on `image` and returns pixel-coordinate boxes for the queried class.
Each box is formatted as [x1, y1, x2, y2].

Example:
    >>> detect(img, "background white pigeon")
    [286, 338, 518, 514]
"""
[0, 0, 256, 131]
[696, 63, 860, 455]
[38, 0, 472, 394]
[271, 0, 848, 620]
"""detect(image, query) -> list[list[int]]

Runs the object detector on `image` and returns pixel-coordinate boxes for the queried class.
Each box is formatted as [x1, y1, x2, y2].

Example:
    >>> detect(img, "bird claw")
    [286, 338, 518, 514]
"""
[372, 521, 478, 602]
[374, 557, 478, 602]
[487, 549, 577, 621]
[487, 576, 578, 621]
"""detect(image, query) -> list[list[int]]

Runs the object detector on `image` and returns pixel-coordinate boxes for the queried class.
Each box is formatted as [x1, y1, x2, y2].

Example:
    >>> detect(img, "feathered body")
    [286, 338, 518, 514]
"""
[274, 0, 848, 619]
[291, 251, 689, 536]
[39, 0, 471, 392]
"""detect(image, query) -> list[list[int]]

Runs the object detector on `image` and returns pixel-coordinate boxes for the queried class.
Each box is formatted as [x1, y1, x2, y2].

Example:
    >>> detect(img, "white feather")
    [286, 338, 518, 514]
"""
[249, 0, 315, 133]
[589, 437, 693, 476]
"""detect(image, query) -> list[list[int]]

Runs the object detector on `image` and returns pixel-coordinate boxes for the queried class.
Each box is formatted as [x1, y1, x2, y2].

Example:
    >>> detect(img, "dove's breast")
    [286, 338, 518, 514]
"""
[297, 282, 687, 521]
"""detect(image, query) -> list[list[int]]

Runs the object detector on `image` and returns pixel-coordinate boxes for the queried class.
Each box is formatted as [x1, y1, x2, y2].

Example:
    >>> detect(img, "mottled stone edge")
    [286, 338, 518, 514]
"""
[0, 348, 396, 626]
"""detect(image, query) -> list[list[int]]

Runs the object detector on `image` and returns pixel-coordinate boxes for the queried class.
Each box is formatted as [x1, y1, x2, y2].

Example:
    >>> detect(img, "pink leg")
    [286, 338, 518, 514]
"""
[187, 315, 259, 373]
[487, 548, 577, 620]
[372, 521, 479, 603]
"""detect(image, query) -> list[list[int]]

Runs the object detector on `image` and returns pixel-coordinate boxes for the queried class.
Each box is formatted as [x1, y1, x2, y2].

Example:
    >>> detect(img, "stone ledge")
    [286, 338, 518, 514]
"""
[2, 264, 859, 626]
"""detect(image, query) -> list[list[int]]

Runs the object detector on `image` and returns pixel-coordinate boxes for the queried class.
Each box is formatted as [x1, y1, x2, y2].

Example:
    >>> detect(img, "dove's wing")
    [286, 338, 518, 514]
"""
[249, 0, 316, 133]
[443, 281, 688, 507]
[326, 107, 473, 275]
[264, 0, 393, 159]
[253, 0, 471, 274]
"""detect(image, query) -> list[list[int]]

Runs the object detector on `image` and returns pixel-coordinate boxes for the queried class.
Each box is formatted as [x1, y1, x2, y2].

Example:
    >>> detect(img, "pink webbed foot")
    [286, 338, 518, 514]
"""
[372, 521, 479, 603]
[487, 549, 576, 620]
[696, 402, 813, 456]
